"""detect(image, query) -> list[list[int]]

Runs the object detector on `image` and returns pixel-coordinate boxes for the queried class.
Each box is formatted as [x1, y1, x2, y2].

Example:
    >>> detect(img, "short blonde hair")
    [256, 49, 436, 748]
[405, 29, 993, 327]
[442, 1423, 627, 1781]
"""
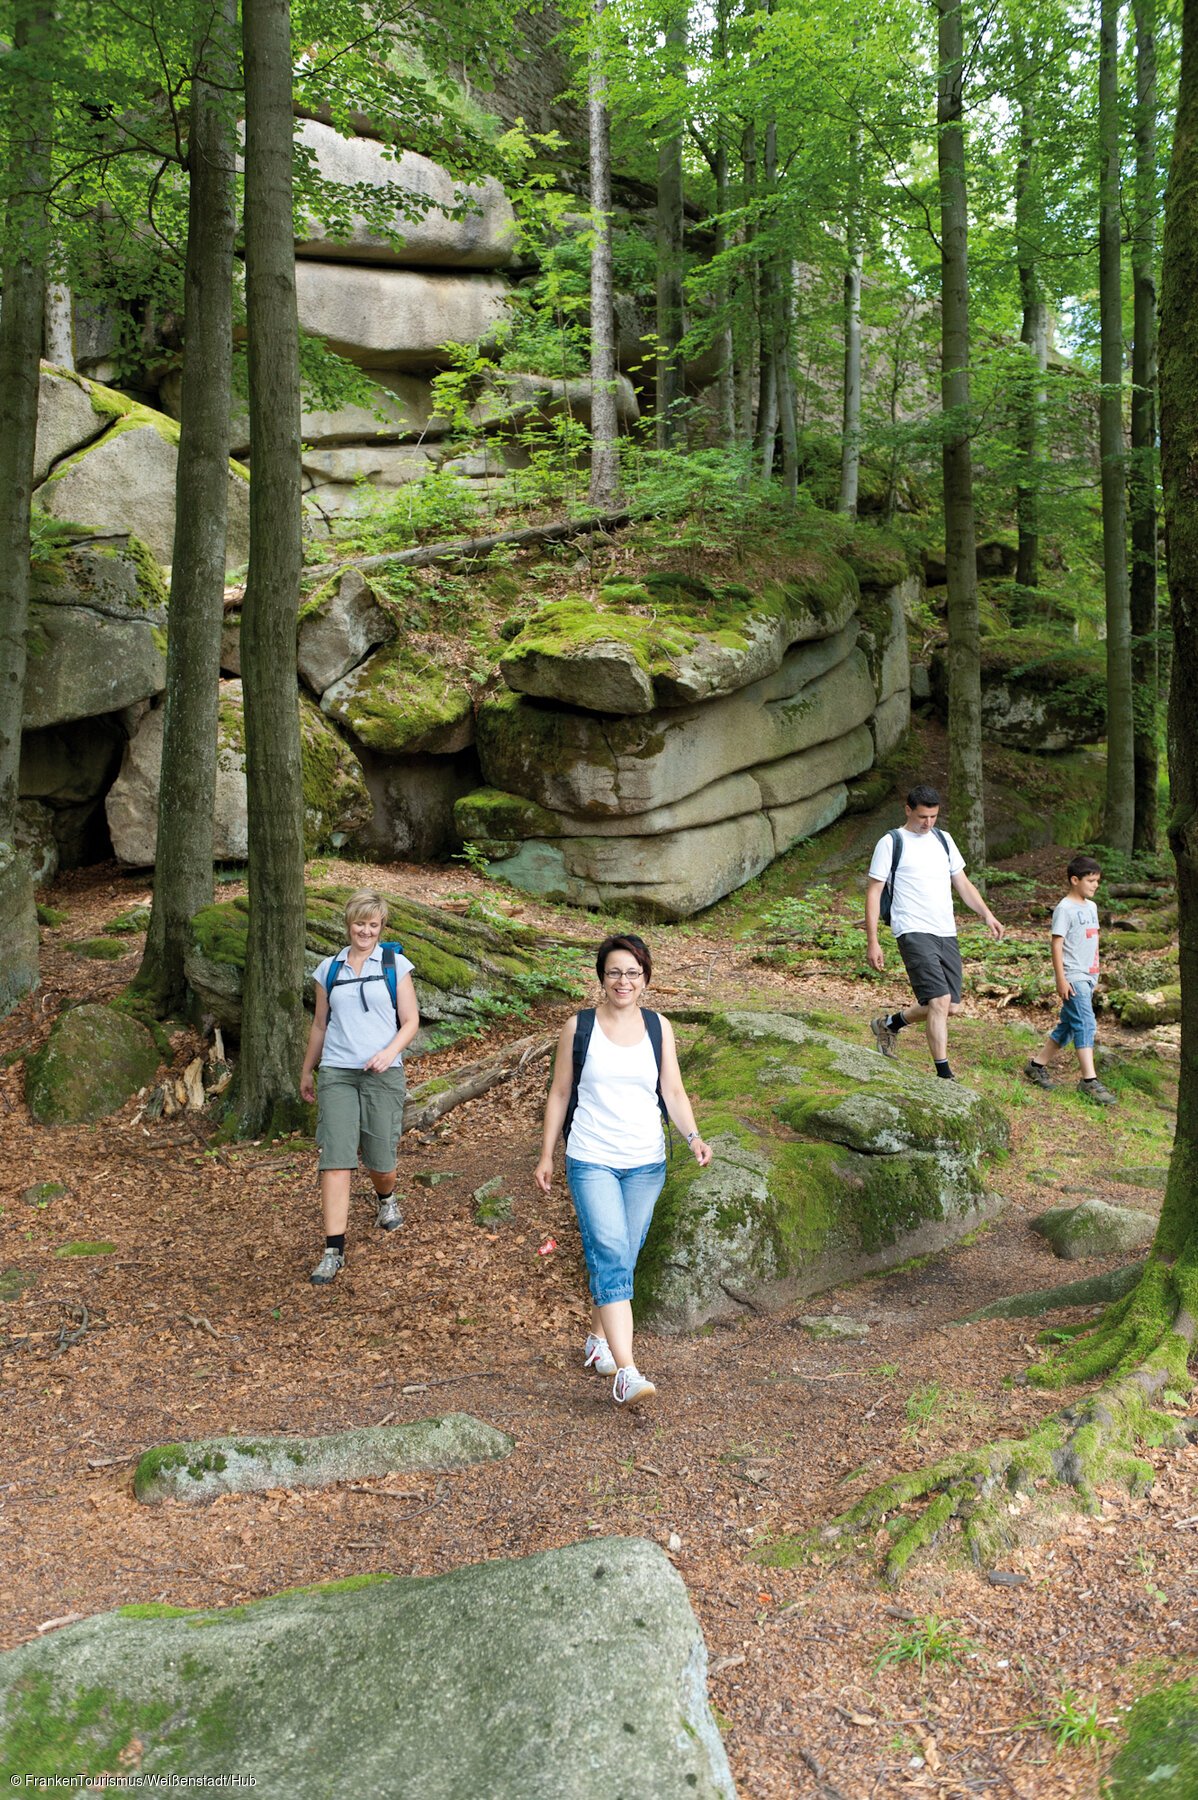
[344, 888, 388, 934]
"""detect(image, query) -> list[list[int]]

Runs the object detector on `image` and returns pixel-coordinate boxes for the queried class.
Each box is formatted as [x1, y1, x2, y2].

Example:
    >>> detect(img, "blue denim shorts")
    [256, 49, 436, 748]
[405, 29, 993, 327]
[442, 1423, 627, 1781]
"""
[565, 1157, 667, 1306]
[1050, 979, 1097, 1050]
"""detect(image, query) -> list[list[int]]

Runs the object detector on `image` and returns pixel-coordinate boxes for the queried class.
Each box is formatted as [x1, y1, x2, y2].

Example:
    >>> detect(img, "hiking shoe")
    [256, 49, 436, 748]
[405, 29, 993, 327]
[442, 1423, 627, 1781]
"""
[870, 1015, 899, 1058]
[613, 1366, 656, 1407]
[310, 1248, 345, 1285]
[584, 1334, 617, 1376]
[1078, 1078, 1117, 1107]
[1024, 1059, 1055, 1090]
[375, 1194, 404, 1232]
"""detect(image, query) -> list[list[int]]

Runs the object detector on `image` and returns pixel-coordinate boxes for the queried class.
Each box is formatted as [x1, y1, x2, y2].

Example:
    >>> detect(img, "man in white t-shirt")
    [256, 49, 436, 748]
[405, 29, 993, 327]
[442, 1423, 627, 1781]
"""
[864, 783, 1003, 1079]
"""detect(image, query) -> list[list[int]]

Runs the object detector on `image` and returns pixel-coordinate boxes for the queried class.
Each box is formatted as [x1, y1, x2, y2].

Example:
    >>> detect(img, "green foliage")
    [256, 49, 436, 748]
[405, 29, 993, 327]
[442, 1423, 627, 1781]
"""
[327, 468, 485, 558]
[751, 885, 872, 975]
[903, 1381, 946, 1440]
[873, 1615, 977, 1677]
[1021, 1689, 1110, 1754]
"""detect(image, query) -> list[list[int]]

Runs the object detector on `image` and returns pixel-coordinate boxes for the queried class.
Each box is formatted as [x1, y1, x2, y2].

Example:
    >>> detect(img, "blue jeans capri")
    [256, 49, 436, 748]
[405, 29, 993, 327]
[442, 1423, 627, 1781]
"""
[1050, 979, 1097, 1051]
[565, 1157, 667, 1306]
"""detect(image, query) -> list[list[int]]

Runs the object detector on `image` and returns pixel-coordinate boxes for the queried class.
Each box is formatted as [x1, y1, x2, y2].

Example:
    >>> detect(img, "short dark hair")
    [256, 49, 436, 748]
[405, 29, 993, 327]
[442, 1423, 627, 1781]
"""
[596, 933, 652, 985]
[1067, 854, 1102, 880]
[906, 783, 941, 810]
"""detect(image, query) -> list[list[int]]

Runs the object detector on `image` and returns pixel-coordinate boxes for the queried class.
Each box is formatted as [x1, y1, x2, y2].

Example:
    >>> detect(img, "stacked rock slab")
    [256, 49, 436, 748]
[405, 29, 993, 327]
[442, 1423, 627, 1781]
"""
[455, 552, 912, 918]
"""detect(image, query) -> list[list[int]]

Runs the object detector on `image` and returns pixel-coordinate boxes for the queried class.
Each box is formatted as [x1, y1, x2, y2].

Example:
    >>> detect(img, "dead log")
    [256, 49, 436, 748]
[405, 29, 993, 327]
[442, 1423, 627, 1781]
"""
[298, 509, 634, 590]
[403, 1031, 555, 1133]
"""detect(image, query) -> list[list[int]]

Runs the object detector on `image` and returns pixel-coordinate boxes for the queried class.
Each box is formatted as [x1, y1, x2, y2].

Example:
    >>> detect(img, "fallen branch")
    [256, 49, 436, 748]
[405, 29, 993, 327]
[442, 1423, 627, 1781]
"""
[295, 508, 635, 590]
[403, 1031, 554, 1133]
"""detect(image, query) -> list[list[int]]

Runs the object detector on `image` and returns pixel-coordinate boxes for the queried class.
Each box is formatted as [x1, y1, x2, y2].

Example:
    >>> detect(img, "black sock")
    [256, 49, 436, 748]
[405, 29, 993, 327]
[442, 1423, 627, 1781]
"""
[935, 1060, 953, 1079]
[326, 1233, 346, 1254]
[375, 1190, 395, 1202]
[1080, 1077, 1097, 1086]
[886, 1010, 908, 1033]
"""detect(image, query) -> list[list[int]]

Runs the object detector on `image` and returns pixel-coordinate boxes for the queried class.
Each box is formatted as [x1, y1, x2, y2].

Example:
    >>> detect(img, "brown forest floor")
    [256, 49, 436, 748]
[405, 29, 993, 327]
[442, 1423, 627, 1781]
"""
[2, 855, 1196, 1799]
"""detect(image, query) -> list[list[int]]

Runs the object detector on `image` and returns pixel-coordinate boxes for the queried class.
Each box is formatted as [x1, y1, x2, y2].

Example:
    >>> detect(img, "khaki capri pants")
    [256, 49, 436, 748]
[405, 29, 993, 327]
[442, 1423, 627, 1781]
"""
[316, 1065, 407, 1172]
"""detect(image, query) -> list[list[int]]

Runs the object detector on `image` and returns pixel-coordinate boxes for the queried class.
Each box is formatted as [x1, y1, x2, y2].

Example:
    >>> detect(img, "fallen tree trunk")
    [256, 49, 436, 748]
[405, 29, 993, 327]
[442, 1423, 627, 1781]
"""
[403, 1031, 555, 1134]
[954, 1261, 1146, 1322]
[298, 510, 635, 590]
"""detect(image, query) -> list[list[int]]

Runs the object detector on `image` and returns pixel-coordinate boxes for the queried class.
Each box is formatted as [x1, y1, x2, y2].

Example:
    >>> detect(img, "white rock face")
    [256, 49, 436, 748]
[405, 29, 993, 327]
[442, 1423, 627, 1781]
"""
[294, 261, 510, 370]
[301, 443, 438, 488]
[294, 120, 516, 268]
[35, 420, 251, 568]
[297, 568, 397, 697]
[34, 366, 108, 485]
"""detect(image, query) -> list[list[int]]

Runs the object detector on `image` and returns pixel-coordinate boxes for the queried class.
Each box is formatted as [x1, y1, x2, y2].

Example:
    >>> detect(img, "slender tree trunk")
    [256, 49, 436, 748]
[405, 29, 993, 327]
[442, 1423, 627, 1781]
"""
[937, 0, 986, 868]
[1131, 0, 1160, 852]
[839, 125, 864, 516]
[764, 120, 798, 503]
[713, 135, 737, 449]
[1156, 0, 1198, 1269]
[587, 0, 619, 509]
[1014, 54, 1048, 596]
[135, 0, 238, 1015]
[737, 118, 759, 449]
[655, 4, 686, 450]
[1099, 0, 1136, 852]
[44, 281, 73, 367]
[233, 0, 307, 1136]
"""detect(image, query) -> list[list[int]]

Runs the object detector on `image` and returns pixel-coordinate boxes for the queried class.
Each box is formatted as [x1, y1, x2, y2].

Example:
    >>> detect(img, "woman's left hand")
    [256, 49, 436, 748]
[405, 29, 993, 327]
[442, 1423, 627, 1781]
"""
[690, 1136, 713, 1167]
[363, 1049, 395, 1073]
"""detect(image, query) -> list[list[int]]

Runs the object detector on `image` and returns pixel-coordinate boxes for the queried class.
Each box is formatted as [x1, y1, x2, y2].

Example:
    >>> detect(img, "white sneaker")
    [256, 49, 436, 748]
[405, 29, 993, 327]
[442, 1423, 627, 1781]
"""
[613, 1366, 656, 1406]
[310, 1248, 344, 1285]
[375, 1194, 404, 1231]
[584, 1334, 617, 1376]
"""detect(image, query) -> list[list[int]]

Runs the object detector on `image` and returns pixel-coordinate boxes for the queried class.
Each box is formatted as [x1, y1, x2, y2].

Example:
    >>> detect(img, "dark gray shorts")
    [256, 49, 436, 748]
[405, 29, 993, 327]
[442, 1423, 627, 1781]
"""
[316, 1065, 406, 1172]
[897, 932, 963, 1005]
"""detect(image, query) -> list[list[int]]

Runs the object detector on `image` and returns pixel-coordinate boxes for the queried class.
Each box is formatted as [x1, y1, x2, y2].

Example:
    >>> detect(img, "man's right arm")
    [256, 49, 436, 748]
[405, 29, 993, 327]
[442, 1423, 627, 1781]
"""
[865, 878, 885, 971]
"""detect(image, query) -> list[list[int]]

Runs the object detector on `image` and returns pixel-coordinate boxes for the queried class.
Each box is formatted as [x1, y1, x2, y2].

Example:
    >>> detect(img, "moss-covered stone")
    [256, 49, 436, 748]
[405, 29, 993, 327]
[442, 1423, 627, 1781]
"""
[454, 787, 559, 841]
[25, 1003, 160, 1125]
[104, 905, 152, 935]
[1032, 1200, 1157, 1260]
[1105, 1677, 1198, 1798]
[321, 638, 474, 755]
[636, 1010, 1008, 1332]
[71, 936, 129, 960]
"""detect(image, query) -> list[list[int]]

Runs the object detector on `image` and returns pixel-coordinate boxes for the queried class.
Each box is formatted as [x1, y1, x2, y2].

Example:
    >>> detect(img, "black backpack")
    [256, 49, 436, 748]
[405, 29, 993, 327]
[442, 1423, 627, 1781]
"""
[563, 1007, 668, 1144]
[878, 828, 951, 927]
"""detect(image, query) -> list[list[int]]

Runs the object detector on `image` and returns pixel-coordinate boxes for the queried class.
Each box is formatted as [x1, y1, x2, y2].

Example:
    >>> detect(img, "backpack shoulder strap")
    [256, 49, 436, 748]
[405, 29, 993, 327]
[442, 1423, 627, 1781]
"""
[323, 952, 346, 996]
[933, 828, 951, 860]
[563, 1009, 596, 1143]
[890, 827, 903, 872]
[381, 942, 402, 1010]
[643, 1009, 669, 1126]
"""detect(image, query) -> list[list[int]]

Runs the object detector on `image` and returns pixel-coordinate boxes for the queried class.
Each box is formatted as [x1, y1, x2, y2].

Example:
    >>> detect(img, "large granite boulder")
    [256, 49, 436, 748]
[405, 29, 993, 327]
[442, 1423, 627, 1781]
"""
[0, 842, 38, 1017]
[470, 368, 640, 432]
[302, 442, 438, 490]
[322, 640, 475, 755]
[25, 1002, 159, 1123]
[19, 716, 127, 805]
[636, 1010, 1008, 1330]
[294, 261, 510, 370]
[1032, 1199, 1156, 1260]
[352, 748, 482, 861]
[295, 120, 516, 267]
[35, 407, 251, 568]
[297, 567, 397, 696]
[184, 884, 580, 1044]
[159, 370, 447, 458]
[34, 363, 109, 484]
[14, 801, 58, 886]
[106, 682, 371, 865]
[0, 1539, 734, 1800]
[930, 634, 1106, 752]
[23, 545, 167, 731]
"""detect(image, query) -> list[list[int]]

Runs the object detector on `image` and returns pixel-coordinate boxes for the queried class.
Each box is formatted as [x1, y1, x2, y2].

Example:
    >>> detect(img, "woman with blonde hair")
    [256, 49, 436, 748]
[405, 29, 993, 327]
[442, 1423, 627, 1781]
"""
[300, 889, 420, 1284]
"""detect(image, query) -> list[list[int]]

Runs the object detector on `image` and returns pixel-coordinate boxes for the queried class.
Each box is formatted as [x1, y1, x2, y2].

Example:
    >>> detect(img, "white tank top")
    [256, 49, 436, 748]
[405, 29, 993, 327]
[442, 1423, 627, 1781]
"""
[565, 1016, 665, 1168]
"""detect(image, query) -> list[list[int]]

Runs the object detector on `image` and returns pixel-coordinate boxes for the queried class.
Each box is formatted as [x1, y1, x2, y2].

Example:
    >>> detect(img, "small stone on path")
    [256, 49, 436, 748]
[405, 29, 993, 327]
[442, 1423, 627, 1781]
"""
[798, 1314, 870, 1341]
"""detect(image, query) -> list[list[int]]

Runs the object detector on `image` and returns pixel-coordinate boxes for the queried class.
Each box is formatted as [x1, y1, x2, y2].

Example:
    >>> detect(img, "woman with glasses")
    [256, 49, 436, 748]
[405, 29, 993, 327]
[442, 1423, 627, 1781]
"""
[534, 933, 711, 1406]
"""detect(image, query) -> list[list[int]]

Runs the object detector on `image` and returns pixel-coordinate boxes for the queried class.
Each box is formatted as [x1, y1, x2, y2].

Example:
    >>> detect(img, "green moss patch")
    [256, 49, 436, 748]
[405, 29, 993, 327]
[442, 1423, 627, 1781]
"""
[1105, 1678, 1198, 1798]
[0, 1269, 37, 1303]
[322, 639, 473, 754]
[25, 1003, 160, 1126]
[55, 1240, 117, 1258]
[71, 936, 129, 960]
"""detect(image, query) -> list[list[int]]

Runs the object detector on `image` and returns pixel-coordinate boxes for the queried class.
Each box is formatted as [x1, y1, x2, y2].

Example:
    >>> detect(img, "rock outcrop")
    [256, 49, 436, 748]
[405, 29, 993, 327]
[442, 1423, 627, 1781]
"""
[636, 1009, 1008, 1330]
[25, 1003, 160, 1124]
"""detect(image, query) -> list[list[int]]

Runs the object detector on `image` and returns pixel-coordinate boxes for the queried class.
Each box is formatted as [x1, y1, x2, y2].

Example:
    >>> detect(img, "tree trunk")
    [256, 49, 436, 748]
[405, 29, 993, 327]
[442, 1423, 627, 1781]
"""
[713, 134, 737, 449]
[654, 4, 686, 450]
[135, 0, 238, 1016]
[1158, 0, 1198, 1256]
[1014, 52, 1048, 596]
[1131, 0, 1160, 853]
[764, 121, 798, 503]
[587, 0, 619, 509]
[43, 281, 73, 368]
[937, 0, 986, 869]
[839, 125, 864, 517]
[1100, 0, 1136, 853]
[232, 0, 308, 1137]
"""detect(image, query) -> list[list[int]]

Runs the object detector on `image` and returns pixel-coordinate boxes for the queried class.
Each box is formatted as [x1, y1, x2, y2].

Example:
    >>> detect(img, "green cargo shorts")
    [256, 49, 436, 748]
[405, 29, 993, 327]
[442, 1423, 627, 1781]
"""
[316, 1065, 407, 1173]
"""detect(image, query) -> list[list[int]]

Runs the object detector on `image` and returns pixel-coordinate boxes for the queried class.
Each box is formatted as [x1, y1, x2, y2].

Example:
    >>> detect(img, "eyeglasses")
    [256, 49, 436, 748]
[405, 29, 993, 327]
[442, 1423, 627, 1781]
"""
[604, 968, 644, 984]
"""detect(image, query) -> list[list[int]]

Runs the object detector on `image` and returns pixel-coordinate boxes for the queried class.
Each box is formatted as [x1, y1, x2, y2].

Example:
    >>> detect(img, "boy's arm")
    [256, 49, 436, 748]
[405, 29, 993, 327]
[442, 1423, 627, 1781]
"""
[865, 878, 885, 971]
[1052, 934, 1072, 1000]
[951, 869, 1004, 941]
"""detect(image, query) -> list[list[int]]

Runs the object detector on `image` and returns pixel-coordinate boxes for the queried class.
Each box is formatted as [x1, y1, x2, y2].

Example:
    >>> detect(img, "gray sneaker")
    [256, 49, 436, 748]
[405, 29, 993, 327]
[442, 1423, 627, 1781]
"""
[1078, 1078, 1117, 1107]
[375, 1193, 404, 1231]
[1024, 1059, 1055, 1090]
[310, 1248, 345, 1285]
[870, 1015, 899, 1058]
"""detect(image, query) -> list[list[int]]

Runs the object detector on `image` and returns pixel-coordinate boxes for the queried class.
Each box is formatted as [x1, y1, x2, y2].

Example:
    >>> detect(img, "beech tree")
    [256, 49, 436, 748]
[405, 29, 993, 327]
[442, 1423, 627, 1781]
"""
[587, 0, 620, 508]
[1131, 0, 1161, 852]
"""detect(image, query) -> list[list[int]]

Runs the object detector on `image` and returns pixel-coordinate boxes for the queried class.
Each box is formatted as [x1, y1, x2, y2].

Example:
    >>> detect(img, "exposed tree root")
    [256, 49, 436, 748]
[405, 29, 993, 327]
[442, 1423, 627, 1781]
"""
[788, 1250, 1198, 1584]
[953, 1261, 1146, 1323]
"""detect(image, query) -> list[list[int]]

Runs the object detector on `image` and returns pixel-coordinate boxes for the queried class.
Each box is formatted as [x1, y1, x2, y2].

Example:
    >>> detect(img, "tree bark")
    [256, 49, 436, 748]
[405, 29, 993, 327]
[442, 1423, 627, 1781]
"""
[655, 2, 687, 450]
[587, 0, 619, 510]
[937, 0, 986, 868]
[43, 281, 73, 368]
[1131, 0, 1160, 853]
[232, 0, 308, 1137]
[1099, 0, 1136, 853]
[1013, 47, 1048, 596]
[839, 125, 864, 517]
[1158, 0, 1198, 1260]
[135, 0, 238, 1016]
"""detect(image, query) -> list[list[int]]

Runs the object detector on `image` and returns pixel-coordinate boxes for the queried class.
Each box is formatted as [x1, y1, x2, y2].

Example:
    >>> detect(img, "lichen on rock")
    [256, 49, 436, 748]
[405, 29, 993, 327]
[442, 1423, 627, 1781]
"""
[25, 1003, 160, 1125]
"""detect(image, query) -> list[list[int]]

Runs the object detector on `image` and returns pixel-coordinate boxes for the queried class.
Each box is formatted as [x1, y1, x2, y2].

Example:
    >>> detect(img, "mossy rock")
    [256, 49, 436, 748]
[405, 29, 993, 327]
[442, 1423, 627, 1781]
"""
[134, 1414, 513, 1503]
[70, 936, 129, 961]
[25, 1003, 160, 1125]
[320, 638, 474, 755]
[104, 906, 152, 935]
[929, 632, 1106, 751]
[184, 884, 583, 1047]
[1109, 985, 1182, 1028]
[1032, 1199, 1156, 1260]
[636, 1010, 1008, 1332]
[1105, 1677, 1198, 1798]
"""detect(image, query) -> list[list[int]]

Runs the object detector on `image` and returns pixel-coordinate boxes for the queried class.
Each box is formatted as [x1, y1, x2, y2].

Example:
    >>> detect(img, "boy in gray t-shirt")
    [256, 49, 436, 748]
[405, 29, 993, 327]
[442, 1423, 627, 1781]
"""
[1023, 855, 1116, 1105]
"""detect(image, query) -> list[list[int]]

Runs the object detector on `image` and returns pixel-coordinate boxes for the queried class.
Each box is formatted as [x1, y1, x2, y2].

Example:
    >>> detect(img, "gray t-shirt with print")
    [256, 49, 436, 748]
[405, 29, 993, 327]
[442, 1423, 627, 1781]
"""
[1051, 897, 1099, 983]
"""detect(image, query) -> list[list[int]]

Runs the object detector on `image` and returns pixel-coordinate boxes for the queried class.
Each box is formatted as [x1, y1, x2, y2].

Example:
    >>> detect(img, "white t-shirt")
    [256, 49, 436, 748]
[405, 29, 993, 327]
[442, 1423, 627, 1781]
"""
[869, 827, 965, 938]
[312, 943, 415, 1068]
[565, 1015, 665, 1169]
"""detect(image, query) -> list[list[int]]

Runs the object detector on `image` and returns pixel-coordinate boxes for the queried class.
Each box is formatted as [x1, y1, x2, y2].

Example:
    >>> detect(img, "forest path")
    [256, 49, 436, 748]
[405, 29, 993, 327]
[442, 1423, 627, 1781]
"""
[0, 854, 1189, 1800]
